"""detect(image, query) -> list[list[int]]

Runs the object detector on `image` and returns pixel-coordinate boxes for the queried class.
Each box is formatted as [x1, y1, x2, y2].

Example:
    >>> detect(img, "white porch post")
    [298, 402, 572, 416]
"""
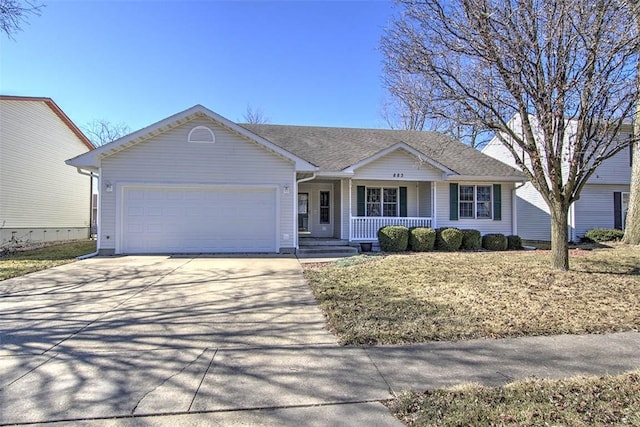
[348, 179, 353, 241]
[432, 182, 437, 229]
[416, 182, 419, 216]
[294, 171, 298, 250]
[512, 185, 518, 236]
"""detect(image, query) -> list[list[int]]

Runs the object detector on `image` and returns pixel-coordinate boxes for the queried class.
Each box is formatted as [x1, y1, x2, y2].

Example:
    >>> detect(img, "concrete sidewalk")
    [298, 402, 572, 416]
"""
[1, 257, 639, 426]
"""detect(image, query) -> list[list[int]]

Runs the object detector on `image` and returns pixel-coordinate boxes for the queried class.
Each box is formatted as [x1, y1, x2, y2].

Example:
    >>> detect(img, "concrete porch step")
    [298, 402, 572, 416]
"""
[296, 245, 359, 258]
[298, 238, 351, 247]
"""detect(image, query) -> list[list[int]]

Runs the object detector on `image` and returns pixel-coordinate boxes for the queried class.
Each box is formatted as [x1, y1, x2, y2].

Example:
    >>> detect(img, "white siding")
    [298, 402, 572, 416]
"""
[99, 117, 295, 252]
[435, 181, 515, 235]
[587, 147, 632, 185]
[0, 99, 91, 242]
[482, 138, 520, 169]
[353, 149, 445, 181]
[573, 184, 631, 238]
[515, 182, 552, 241]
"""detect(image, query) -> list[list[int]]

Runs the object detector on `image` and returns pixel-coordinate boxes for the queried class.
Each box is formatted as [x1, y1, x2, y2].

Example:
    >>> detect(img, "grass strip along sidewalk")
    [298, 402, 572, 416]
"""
[0, 240, 97, 280]
[386, 371, 640, 426]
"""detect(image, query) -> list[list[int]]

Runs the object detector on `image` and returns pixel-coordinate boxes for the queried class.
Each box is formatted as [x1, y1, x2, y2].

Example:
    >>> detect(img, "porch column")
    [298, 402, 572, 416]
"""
[432, 182, 437, 229]
[512, 186, 518, 236]
[416, 182, 419, 216]
[348, 179, 353, 240]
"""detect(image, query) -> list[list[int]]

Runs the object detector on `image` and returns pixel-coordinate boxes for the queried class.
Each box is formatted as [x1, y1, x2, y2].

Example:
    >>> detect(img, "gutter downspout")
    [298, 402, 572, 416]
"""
[295, 173, 317, 250]
[75, 167, 100, 259]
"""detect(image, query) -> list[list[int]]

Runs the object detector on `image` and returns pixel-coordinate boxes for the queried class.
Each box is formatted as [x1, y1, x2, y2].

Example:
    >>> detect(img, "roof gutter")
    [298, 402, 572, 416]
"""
[75, 167, 99, 178]
[296, 173, 317, 184]
[447, 175, 527, 182]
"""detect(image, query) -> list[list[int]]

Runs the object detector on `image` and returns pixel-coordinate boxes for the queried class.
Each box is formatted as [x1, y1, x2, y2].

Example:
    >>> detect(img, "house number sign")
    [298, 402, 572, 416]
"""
[393, 173, 404, 178]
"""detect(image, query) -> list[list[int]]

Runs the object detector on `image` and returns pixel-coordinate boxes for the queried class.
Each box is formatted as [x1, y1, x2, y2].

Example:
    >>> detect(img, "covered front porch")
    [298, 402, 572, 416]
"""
[297, 178, 435, 244]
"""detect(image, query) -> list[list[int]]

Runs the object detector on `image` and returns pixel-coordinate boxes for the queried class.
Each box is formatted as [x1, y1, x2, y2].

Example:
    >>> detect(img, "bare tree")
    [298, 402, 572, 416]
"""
[243, 104, 269, 124]
[382, 63, 491, 148]
[623, 1, 640, 245]
[83, 119, 131, 146]
[382, 0, 638, 270]
[0, 0, 43, 39]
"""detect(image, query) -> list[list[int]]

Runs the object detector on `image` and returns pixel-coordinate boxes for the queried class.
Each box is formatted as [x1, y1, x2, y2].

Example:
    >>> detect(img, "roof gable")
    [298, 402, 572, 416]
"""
[344, 142, 453, 175]
[67, 105, 316, 171]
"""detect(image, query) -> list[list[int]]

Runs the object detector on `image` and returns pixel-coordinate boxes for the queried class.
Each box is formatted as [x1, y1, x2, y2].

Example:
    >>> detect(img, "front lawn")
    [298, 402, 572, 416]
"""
[303, 246, 640, 345]
[0, 240, 97, 280]
[386, 371, 640, 426]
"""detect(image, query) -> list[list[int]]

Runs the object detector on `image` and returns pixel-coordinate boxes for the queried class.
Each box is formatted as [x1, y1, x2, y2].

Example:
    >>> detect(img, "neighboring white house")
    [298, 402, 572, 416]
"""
[66, 105, 524, 255]
[0, 96, 95, 245]
[482, 115, 633, 242]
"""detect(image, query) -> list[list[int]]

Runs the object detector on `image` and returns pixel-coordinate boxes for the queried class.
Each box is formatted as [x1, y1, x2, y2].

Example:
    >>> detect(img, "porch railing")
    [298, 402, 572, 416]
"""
[350, 217, 433, 240]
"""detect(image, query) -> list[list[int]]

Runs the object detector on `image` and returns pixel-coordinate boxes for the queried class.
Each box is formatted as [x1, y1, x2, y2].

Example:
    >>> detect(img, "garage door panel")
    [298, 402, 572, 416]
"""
[121, 186, 277, 253]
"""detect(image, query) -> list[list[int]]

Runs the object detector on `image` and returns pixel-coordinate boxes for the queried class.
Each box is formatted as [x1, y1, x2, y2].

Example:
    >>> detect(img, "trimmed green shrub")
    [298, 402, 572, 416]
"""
[583, 228, 625, 243]
[377, 225, 409, 252]
[507, 235, 523, 250]
[482, 233, 508, 251]
[461, 229, 482, 250]
[409, 227, 436, 252]
[436, 227, 463, 251]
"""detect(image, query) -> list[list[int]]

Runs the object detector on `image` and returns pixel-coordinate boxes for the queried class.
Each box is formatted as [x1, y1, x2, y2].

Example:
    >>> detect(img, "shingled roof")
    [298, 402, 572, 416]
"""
[241, 123, 523, 178]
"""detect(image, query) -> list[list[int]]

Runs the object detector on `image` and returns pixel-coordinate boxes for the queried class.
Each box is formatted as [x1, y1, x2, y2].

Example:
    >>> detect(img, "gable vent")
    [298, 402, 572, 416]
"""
[188, 126, 215, 143]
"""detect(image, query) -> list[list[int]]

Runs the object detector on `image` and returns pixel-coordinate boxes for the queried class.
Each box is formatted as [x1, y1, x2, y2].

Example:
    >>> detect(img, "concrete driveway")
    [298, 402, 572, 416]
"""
[0, 256, 399, 426]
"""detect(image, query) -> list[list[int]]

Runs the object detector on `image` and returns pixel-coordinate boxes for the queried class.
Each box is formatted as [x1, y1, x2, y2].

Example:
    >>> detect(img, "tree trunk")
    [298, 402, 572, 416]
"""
[550, 204, 570, 271]
[623, 3, 640, 245]
[623, 138, 640, 244]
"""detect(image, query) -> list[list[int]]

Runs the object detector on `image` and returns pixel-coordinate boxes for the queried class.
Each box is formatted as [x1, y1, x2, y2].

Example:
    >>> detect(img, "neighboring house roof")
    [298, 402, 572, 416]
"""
[242, 123, 524, 180]
[66, 104, 316, 172]
[0, 95, 95, 150]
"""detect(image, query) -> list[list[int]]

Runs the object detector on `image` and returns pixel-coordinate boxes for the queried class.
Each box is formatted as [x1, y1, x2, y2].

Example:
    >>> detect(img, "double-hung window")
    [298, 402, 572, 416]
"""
[459, 185, 492, 219]
[366, 187, 398, 217]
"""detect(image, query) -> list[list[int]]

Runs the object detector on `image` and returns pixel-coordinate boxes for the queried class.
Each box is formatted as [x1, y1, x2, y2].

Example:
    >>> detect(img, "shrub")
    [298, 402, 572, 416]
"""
[507, 235, 523, 250]
[377, 225, 409, 252]
[409, 227, 436, 252]
[436, 227, 463, 251]
[583, 228, 625, 243]
[482, 233, 508, 251]
[461, 229, 482, 250]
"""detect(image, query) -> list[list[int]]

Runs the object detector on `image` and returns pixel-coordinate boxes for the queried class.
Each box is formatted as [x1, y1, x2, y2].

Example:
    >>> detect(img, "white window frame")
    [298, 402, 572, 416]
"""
[459, 185, 493, 219]
[366, 187, 399, 217]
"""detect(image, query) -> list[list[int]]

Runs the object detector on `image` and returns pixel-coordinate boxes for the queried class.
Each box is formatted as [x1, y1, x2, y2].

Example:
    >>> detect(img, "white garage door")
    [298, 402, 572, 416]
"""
[121, 186, 277, 254]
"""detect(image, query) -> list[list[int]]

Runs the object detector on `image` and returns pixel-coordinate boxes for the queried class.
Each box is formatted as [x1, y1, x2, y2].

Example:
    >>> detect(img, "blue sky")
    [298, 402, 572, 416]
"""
[1, 0, 398, 132]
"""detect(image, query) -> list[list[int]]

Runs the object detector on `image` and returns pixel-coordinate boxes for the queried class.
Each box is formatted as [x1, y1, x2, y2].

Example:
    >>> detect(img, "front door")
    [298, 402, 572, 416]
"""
[298, 193, 309, 232]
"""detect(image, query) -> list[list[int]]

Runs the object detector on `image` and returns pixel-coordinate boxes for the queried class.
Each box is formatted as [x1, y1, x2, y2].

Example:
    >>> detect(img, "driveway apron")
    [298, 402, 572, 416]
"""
[0, 256, 394, 425]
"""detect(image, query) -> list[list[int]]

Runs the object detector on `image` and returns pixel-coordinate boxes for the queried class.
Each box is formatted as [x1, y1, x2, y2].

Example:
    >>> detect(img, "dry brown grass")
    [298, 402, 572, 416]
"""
[0, 240, 97, 281]
[303, 245, 640, 345]
[386, 371, 640, 427]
